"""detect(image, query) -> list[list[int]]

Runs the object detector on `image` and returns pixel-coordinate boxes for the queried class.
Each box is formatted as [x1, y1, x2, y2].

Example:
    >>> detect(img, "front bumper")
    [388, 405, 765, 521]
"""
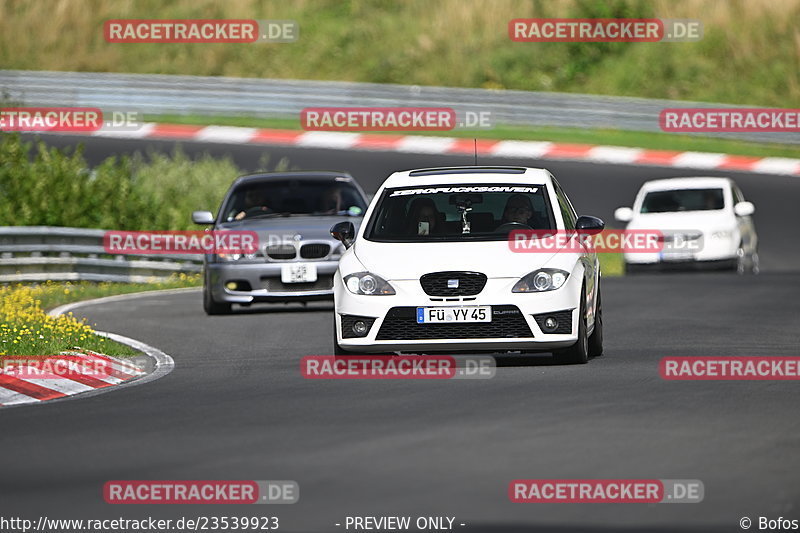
[624, 235, 738, 266]
[334, 276, 581, 353]
[206, 261, 339, 303]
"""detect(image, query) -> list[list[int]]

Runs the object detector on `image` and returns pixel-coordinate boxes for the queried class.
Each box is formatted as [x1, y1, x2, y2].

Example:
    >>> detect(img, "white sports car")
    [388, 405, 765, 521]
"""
[330, 166, 604, 364]
[614, 177, 758, 273]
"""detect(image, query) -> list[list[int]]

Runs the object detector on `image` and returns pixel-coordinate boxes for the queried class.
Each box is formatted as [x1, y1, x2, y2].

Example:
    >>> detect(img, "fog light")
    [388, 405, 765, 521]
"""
[226, 282, 238, 290]
[352, 320, 368, 336]
[543, 317, 558, 332]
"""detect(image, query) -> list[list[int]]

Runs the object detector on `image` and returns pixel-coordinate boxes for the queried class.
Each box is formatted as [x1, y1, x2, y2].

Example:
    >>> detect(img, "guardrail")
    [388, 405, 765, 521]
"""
[0, 226, 202, 283]
[0, 70, 795, 145]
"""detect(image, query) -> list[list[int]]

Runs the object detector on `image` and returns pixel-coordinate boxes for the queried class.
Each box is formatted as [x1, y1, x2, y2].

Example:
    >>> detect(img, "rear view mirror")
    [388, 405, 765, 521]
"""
[192, 210, 215, 225]
[614, 207, 633, 223]
[734, 201, 755, 217]
[449, 193, 483, 206]
[330, 221, 355, 249]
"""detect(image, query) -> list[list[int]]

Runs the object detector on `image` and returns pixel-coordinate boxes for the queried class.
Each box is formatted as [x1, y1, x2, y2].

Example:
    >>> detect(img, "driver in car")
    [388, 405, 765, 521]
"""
[500, 193, 552, 230]
[501, 194, 535, 225]
[234, 188, 271, 220]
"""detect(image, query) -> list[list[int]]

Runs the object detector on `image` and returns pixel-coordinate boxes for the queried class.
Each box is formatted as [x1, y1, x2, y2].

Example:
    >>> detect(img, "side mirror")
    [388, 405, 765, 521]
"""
[734, 201, 755, 217]
[330, 221, 355, 249]
[614, 207, 633, 223]
[575, 215, 605, 234]
[192, 210, 215, 225]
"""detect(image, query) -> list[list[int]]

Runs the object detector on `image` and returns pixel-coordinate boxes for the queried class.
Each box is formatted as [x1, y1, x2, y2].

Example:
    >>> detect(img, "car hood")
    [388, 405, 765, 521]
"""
[218, 215, 362, 243]
[627, 211, 732, 232]
[352, 239, 564, 280]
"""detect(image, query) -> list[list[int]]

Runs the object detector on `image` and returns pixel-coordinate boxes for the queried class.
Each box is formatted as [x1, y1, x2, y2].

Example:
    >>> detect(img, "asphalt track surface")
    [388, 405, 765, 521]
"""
[2, 134, 799, 532]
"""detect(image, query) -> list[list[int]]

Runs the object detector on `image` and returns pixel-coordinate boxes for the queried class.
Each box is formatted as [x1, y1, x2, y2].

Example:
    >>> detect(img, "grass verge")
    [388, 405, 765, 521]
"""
[2, 0, 798, 107]
[598, 253, 625, 277]
[0, 274, 201, 357]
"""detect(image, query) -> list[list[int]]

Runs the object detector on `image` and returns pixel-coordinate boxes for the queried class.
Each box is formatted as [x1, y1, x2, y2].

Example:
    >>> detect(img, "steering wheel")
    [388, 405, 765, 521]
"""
[495, 221, 533, 233]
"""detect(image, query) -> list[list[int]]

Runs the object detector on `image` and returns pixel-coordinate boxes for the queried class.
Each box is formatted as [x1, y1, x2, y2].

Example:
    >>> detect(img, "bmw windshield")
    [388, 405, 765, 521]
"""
[365, 184, 555, 242]
[220, 179, 367, 222]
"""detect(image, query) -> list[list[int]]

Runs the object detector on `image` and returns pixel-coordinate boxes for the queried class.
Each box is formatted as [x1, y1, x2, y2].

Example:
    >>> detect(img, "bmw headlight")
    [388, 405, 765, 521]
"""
[344, 272, 396, 295]
[512, 268, 570, 293]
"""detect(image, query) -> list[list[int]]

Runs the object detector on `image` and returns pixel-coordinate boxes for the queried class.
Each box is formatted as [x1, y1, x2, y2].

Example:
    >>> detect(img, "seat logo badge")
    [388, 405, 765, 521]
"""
[447, 279, 459, 288]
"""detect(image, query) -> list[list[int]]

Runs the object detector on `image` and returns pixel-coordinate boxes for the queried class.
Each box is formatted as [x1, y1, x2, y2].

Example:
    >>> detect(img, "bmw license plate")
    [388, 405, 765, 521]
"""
[416, 306, 492, 324]
[281, 263, 318, 283]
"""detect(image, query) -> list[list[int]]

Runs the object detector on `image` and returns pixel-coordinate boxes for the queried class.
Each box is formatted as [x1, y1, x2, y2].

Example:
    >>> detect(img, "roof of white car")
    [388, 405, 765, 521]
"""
[640, 177, 732, 191]
[381, 166, 552, 188]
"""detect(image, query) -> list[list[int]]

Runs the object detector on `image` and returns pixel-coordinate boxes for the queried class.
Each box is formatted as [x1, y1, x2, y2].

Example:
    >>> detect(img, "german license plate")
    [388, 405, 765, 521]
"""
[416, 306, 492, 324]
[281, 263, 318, 283]
[660, 251, 695, 262]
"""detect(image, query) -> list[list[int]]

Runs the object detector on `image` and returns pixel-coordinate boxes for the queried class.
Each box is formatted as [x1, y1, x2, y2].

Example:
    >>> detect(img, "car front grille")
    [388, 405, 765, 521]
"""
[300, 243, 331, 259]
[419, 271, 487, 297]
[262, 275, 333, 292]
[375, 305, 533, 340]
[265, 244, 296, 260]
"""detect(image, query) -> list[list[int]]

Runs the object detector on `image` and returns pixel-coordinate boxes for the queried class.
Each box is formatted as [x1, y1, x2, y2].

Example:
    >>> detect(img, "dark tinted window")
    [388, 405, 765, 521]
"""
[640, 188, 725, 213]
[366, 183, 554, 242]
[221, 179, 366, 221]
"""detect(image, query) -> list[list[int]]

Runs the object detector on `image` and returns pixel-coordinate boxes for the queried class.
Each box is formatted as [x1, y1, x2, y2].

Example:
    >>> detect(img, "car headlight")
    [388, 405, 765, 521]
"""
[512, 268, 570, 293]
[217, 252, 242, 261]
[711, 230, 733, 239]
[343, 272, 396, 295]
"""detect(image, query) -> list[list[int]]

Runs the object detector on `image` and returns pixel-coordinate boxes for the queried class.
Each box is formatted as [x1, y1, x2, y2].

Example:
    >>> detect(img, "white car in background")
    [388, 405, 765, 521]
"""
[330, 166, 605, 364]
[614, 177, 758, 273]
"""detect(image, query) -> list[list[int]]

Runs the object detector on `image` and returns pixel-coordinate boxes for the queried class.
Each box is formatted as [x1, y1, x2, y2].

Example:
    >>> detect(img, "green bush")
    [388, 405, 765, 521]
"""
[0, 133, 271, 230]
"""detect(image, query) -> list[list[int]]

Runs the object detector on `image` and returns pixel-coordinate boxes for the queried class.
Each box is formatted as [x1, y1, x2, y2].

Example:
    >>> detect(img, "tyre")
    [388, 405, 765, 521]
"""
[736, 243, 759, 275]
[588, 286, 603, 357]
[556, 289, 588, 364]
[735, 243, 746, 274]
[203, 278, 232, 315]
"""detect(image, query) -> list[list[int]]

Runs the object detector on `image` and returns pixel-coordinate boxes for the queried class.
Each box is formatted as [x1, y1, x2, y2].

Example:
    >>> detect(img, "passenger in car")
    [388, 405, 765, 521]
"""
[320, 185, 343, 214]
[406, 198, 441, 235]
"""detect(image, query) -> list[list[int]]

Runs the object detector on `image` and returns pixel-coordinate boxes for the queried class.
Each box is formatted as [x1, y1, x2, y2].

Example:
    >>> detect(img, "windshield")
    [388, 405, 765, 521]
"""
[221, 179, 367, 222]
[640, 188, 725, 213]
[365, 184, 555, 242]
